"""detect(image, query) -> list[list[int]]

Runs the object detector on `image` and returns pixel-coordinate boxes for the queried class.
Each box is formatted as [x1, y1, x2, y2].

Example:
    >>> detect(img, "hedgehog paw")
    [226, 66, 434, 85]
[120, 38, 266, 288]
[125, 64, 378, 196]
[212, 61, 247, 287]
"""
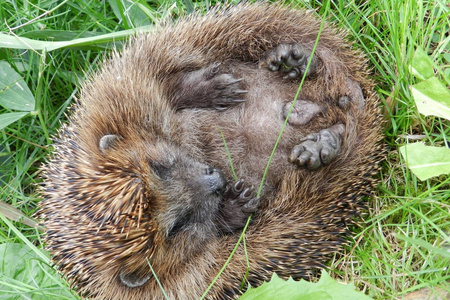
[260, 43, 318, 79]
[216, 180, 259, 233]
[338, 78, 365, 110]
[282, 100, 323, 126]
[289, 124, 345, 170]
[175, 62, 247, 111]
[205, 62, 248, 111]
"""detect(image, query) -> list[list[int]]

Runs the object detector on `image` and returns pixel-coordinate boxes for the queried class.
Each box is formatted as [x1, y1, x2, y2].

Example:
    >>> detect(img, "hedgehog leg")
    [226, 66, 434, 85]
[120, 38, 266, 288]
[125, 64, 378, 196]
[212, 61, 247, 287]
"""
[260, 43, 318, 79]
[216, 179, 259, 233]
[289, 124, 345, 170]
[338, 77, 365, 110]
[282, 100, 323, 126]
[173, 62, 247, 111]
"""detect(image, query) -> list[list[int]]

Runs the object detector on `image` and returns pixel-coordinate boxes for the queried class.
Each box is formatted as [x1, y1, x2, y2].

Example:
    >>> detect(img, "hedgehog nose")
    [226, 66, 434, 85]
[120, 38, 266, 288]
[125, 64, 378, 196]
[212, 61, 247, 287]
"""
[205, 166, 215, 175]
[205, 167, 227, 196]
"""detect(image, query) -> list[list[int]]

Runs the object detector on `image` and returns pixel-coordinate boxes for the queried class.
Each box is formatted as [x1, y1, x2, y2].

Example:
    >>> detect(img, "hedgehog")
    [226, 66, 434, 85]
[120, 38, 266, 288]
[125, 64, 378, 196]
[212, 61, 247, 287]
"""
[38, 3, 383, 299]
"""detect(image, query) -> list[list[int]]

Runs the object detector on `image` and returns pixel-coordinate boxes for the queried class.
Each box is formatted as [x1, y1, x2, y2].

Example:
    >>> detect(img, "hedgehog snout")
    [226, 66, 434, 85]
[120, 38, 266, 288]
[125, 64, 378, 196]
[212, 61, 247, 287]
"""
[204, 167, 227, 196]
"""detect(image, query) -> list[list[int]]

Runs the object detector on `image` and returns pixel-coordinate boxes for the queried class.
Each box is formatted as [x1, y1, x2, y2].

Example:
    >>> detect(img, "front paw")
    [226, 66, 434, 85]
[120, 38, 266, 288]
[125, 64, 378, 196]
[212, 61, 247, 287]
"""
[204, 62, 248, 111]
[216, 180, 260, 233]
[260, 43, 318, 79]
[289, 124, 345, 170]
[175, 62, 247, 111]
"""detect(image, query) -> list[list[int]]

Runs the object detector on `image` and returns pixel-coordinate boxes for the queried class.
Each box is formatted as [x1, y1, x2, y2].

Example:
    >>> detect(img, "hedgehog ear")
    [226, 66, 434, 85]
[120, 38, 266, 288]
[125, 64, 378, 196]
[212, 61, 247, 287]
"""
[119, 267, 152, 288]
[99, 134, 121, 154]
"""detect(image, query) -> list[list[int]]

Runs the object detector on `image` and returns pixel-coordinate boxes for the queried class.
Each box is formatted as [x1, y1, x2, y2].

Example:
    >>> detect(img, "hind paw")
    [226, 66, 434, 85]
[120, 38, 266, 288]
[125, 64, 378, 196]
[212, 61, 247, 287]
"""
[337, 77, 365, 110]
[260, 43, 318, 79]
[289, 124, 345, 170]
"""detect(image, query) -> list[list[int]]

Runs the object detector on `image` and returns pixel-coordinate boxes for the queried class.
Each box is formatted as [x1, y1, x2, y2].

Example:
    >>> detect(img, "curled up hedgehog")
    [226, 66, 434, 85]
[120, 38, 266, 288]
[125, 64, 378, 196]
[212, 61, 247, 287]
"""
[38, 3, 383, 299]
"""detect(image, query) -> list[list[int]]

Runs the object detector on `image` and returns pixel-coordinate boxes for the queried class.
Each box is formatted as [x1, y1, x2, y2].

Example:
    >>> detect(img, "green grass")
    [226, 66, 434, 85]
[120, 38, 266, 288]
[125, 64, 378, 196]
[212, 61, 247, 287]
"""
[0, 0, 449, 299]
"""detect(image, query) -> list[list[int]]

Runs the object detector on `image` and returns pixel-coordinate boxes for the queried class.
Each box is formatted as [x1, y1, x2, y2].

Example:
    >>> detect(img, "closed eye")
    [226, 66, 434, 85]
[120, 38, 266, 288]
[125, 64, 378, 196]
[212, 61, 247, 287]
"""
[150, 163, 171, 180]
[168, 212, 192, 238]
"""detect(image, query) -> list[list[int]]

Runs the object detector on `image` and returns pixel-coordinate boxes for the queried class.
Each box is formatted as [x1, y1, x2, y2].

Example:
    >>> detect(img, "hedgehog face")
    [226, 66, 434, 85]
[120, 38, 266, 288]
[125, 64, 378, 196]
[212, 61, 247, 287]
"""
[93, 133, 229, 288]
[98, 134, 227, 240]
[150, 153, 227, 239]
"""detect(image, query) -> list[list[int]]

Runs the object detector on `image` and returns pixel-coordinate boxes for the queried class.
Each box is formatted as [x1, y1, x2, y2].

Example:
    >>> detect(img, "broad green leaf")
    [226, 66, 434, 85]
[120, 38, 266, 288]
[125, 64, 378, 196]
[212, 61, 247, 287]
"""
[399, 143, 450, 181]
[8, 29, 120, 50]
[0, 112, 29, 129]
[0, 243, 76, 299]
[21, 30, 102, 41]
[410, 48, 435, 80]
[240, 271, 372, 300]
[444, 53, 450, 64]
[411, 77, 450, 120]
[0, 61, 35, 111]
[0, 26, 154, 52]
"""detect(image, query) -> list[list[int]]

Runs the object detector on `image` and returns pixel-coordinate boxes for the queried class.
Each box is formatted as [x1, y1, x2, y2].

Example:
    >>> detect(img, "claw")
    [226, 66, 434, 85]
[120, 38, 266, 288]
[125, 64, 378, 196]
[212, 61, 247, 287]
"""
[242, 188, 254, 198]
[298, 151, 312, 167]
[288, 144, 303, 163]
[210, 61, 222, 74]
[228, 78, 244, 84]
[215, 106, 228, 111]
[307, 155, 321, 170]
[234, 89, 248, 94]
[234, 180, 245, 192]
[242, 198, 260, 213]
